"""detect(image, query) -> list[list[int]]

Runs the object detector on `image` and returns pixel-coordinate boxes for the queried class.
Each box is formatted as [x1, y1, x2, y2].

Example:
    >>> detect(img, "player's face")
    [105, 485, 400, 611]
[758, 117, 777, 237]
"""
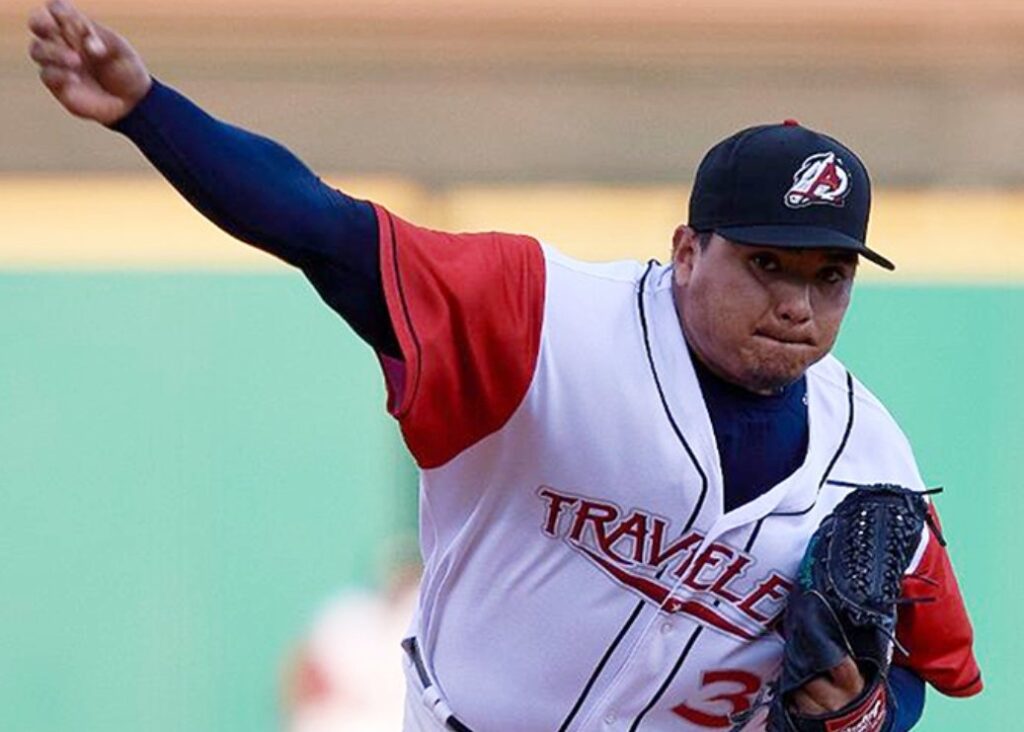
[672, 228, 857, 395]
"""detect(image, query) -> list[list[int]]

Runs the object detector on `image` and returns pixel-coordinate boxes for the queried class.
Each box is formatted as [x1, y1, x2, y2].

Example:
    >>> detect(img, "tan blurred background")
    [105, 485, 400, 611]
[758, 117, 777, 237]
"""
[3, 0, 1024, 183]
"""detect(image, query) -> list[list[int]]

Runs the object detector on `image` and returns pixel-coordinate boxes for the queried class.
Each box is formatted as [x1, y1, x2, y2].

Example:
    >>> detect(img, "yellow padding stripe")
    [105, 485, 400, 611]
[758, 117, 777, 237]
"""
[2, 177, 1022, 281]
[0, 176, 431, 271]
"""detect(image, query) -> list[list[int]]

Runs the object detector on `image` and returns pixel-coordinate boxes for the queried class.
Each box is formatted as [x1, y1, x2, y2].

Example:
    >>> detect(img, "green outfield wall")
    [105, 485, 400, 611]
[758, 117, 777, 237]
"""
[0, 274, 1016, 731]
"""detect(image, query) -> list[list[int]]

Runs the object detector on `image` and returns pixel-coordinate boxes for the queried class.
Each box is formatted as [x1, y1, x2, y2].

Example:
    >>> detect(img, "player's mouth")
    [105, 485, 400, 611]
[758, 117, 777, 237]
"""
[753, 330, 815, 347]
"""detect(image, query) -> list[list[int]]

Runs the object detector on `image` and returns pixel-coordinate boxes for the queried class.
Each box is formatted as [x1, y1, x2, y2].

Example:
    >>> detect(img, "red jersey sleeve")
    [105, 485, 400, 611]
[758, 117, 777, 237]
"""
[373, 204, 546, 469]
[894, 504, 983, 697]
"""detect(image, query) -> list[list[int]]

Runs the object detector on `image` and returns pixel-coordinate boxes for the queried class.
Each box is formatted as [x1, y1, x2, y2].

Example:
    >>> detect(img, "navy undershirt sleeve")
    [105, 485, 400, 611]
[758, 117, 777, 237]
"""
[889, 666, 926, 730]
[110, 78, 400, 357]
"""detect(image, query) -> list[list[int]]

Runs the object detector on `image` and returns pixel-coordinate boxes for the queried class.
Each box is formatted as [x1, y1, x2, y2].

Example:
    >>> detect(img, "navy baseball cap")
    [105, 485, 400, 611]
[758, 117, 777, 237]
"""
[689, 120, 894, 270]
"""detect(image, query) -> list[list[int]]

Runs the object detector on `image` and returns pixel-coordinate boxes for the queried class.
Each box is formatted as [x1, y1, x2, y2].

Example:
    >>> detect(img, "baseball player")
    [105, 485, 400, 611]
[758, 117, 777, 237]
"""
[28, 2, 982, 730]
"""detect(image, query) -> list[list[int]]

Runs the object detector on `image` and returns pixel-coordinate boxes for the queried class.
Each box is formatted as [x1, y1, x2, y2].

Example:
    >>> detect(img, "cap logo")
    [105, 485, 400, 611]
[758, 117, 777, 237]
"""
[784, 151, 850, 209]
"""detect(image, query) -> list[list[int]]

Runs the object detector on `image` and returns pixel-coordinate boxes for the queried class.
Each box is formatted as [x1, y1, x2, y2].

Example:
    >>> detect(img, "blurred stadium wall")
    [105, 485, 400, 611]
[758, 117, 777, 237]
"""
[1, 1, 1021, 730]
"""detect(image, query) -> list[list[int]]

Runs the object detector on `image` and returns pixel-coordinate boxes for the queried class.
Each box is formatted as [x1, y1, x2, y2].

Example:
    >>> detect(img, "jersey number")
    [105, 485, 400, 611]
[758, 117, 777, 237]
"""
[671, 669, 762, 728]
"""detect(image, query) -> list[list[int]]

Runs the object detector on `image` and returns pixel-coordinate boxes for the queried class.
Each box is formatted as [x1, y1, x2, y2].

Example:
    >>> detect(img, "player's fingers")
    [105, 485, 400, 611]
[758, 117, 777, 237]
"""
[48, 0, 95, 53]
[38, 64, 80, 93]
[827, 657, 865, 696]
[790, 688, 828, 716]
[28, 37, 81, 69]
[27, 6, 61, 40]
[49, 0, 109, 60]
[797, 675, 858, 713]
[81, 18, 122, 58]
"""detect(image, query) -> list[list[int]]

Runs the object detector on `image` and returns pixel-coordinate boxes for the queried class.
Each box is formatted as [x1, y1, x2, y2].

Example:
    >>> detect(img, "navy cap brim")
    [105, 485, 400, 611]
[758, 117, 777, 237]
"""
[715, 224, 895, 271]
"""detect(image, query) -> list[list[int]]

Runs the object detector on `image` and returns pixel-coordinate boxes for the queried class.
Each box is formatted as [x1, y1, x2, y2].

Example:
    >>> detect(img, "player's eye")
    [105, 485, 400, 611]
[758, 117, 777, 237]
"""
[818, 266, 848, 285]
[750, 252, 781, 272]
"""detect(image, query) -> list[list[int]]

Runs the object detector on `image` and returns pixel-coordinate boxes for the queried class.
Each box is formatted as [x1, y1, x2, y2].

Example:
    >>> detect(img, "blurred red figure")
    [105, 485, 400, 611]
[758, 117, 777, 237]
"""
[283, 562, 420, 732]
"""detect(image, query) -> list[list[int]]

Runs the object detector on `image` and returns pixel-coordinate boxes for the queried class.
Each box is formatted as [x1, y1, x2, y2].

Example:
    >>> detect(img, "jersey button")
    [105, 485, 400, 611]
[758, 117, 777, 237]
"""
[660, 622, 674, 634]
[603, 711, 617, 725]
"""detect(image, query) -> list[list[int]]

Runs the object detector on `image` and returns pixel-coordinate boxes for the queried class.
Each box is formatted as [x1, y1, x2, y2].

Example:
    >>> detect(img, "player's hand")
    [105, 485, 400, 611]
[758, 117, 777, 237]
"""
[28, 0, 152, 125]
[790, 657, 865, 715]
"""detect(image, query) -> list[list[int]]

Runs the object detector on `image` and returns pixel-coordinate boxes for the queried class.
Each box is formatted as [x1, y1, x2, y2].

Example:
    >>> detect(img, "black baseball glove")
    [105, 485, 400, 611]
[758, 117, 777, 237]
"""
[764, 483, 940, 732]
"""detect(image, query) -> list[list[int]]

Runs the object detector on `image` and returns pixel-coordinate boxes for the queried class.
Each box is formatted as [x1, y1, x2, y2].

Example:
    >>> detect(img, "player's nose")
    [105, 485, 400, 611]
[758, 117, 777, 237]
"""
[774, 281, 813, 325]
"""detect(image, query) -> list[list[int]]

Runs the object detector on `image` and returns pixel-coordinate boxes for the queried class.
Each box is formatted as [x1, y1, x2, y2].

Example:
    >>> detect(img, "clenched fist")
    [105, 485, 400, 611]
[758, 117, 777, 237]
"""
[28, 0, 151, 125]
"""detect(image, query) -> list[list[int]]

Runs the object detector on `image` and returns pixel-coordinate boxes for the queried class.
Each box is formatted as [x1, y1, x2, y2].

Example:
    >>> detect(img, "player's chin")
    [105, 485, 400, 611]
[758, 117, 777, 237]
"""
[743, 345, 822, 392]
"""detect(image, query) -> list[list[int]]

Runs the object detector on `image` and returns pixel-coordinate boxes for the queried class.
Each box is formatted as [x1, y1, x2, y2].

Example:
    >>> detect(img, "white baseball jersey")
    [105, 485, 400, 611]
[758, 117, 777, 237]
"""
[372, 205, 981, 732]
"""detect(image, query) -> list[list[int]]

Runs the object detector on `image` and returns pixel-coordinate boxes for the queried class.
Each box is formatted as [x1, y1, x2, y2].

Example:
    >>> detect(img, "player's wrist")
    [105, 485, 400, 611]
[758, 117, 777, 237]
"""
[106, 74, 158, 131]
[122, 73, 154, 116]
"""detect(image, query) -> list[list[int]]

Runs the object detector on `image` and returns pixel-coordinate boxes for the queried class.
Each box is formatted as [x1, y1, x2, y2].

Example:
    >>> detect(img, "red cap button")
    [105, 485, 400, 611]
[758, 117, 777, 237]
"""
[783, 118, 800, 126]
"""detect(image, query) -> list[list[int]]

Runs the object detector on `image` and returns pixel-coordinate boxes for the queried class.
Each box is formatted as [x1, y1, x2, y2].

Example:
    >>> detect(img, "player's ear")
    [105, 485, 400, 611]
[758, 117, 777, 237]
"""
[672, 225, 701, 285]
